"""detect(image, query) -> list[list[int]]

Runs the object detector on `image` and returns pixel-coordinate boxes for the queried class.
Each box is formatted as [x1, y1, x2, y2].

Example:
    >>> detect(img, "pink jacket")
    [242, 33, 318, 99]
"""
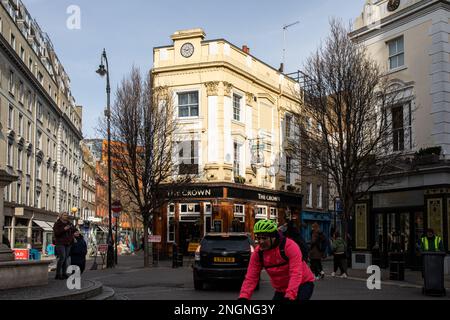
[239, 238, 315, 300]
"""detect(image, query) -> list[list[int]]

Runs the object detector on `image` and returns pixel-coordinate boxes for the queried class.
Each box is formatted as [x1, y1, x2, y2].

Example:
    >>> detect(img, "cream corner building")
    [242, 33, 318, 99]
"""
[152, 29, 329, 255]
[350, 0, 450, 271]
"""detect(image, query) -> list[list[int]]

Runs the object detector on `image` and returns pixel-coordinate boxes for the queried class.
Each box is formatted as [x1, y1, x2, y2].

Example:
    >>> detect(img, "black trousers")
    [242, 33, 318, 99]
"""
[310, 259, 323, 276]
[333, 253, 347, 274]
[273, 282, 315, 301]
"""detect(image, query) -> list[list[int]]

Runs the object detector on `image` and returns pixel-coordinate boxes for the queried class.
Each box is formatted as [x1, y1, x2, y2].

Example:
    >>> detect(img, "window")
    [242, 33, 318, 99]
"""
[178, 140, 199, 174]
[37, 71, 43, 84]
[27, 121, 32, 141]
[28, 58, 33, 71]
[388, 36, 404, 70]
[7, 142, 13, 167]
[178, 91, 198, 117]
[37, 102, 43, 122]
[18, 113, 23, 136]
[26, 154, 31, 174]
[27, 90, 32, 111]
[234, 204, 245, 218]
[9, 70, 14, 95]
[270, 208, 278, 221]
[8, 105, 14, 129]
[26, 186, 30, 206]
[306, 183, 312, 208]
[255, 206, 268, 219]
[10, 33, 15, 50]
[18, 149, 23, 171]
[233, 142, 241, 177]
[37, 130, 42, 149]
[233, 93, 242, 121]
[17, 82, 24, 104]
[36, 160, 42, 180]
[36, 190, 41, 208]
[286, 156, 292, 184]
[285, 114, 292, 138]
[20, 46, 25, 61]
[317, 185, 323, 209]
[392, 103, 411, 151]
[16, 183, 21, 204]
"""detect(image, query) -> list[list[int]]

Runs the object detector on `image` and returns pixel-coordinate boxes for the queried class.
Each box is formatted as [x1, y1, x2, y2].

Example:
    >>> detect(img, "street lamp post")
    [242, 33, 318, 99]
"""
[96, 49, 114, 268]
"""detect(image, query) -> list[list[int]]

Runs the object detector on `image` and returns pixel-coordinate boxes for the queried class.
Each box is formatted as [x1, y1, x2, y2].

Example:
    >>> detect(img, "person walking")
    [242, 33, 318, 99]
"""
[53, 212, 76, 280]
[309, 222, 326, 280]
[330, 231, 348, 278]
[239, 220, 315, 302]
[70, 229, 88, 274]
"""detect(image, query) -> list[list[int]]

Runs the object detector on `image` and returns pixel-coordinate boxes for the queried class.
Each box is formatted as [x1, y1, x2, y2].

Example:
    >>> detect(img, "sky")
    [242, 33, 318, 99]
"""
[21, 0, 364, 138]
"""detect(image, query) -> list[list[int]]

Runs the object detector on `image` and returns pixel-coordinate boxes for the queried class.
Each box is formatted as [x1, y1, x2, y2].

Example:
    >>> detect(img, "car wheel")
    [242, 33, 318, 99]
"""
[194, 280, 204, 290]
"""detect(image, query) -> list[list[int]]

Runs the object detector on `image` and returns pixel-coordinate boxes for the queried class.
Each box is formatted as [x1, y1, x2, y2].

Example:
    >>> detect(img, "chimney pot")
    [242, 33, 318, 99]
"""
[242, 45, 250, 54]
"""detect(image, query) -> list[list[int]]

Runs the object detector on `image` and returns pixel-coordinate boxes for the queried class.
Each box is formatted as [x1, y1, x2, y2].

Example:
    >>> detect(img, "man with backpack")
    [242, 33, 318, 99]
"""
[309, 222, 326, 280]
[239, 219, 315, 301]
[330, 231, 348, 278]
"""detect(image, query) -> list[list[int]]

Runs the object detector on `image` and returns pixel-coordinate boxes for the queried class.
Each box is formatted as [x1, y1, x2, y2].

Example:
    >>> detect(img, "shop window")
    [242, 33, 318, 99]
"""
[255, 206, 268, 219]
[270, 208, 278, 221]
[167, 216, 175, 243]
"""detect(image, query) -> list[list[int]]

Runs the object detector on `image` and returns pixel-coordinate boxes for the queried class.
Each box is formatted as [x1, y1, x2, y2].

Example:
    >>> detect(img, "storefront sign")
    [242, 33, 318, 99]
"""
[98, 244, 108, 253]
[373, 190, 424, 208]
[227, 187, 302, 205]
[13, 249, 29, 260]
[167, 187, 223, 199]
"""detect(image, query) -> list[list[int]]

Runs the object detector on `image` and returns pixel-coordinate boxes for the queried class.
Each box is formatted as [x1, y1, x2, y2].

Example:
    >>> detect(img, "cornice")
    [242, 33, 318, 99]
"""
[152, 61, 301, 104]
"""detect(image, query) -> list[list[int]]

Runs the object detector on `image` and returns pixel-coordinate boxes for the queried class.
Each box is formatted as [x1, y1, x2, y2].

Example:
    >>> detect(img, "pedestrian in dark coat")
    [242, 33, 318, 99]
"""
[309, 222, 326, 280]
[53, 212, 76, 279]
[70, 230, 87, 274]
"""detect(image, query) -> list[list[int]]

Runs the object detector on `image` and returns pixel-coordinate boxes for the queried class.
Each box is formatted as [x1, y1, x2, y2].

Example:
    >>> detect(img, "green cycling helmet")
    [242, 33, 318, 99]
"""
[254, 219, 278, 234]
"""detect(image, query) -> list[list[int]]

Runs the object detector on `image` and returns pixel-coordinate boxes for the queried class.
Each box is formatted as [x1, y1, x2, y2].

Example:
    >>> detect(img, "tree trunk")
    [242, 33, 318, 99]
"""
[143, 215, 149, 268]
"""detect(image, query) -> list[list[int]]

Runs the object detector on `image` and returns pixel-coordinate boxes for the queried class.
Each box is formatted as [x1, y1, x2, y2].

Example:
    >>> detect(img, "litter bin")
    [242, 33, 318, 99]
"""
[389, 252, 405, 281]
[422, 251, 446, 297]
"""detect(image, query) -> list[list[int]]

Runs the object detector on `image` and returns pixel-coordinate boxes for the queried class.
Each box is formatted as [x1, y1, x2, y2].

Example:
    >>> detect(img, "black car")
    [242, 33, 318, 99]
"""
[192, 232, 256, 290]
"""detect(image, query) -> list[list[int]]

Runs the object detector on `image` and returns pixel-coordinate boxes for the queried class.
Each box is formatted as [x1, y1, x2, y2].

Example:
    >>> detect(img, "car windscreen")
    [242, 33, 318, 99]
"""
[201, 236, 250, 251]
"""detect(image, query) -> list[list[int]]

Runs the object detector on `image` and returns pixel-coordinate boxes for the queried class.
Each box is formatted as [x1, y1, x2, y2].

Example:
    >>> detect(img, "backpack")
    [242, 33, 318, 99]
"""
[258, 237, 308, 269]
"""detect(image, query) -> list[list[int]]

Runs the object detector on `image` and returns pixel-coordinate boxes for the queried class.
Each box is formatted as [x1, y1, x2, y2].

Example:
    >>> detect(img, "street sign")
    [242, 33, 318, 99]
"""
[188, 242, 200, 253]
[112, 200, 122, 213]
[148, 235, 162, 243]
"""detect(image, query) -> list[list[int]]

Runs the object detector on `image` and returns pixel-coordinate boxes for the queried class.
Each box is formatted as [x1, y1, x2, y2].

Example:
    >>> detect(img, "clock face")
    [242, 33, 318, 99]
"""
[180, 42, 194, 58]
[387, 0, 400, 12]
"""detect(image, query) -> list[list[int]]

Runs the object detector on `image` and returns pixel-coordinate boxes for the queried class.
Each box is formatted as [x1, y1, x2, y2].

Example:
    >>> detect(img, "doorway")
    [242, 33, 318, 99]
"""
[178, 221, 201, 255]
[372, 210, 423, 268]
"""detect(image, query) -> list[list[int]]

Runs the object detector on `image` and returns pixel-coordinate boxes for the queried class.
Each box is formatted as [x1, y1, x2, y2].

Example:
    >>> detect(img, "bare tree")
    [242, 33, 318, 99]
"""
[106, 67, 193, 267]
[291, 19, 407, 246]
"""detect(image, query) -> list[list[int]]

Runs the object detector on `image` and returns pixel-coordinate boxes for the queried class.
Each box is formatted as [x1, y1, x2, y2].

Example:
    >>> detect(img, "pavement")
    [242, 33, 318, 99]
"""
[0, 252, 449, 300]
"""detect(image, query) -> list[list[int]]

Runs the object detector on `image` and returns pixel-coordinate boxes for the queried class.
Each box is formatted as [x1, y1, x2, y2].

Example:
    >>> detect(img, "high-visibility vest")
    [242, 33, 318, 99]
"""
[421, 236, 441, 251]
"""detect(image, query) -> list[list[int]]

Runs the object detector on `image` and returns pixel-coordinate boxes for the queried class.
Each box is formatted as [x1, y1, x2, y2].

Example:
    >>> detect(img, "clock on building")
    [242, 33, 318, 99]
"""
[180, 42, 194, 58]
[387, 0, 400, 12]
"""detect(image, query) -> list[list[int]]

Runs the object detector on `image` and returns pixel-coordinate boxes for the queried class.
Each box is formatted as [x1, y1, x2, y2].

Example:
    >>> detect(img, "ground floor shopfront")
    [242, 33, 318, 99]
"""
[354, 183, 450, 270]
[153, 183, 303, 257]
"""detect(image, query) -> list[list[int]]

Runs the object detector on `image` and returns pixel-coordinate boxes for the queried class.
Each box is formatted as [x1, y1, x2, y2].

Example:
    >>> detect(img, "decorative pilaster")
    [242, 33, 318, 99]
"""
[223, 82, 233, 97]
[205, 81, 219, 96]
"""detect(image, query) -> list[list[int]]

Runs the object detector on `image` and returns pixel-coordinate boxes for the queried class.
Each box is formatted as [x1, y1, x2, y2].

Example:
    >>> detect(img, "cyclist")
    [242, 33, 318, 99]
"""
[239, 219, 315, 301]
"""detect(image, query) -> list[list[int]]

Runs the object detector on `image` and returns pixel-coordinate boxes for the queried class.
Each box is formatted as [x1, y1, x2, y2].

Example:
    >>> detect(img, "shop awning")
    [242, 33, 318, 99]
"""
[97, 226, 109, 233]
[33, 220, 54, 231]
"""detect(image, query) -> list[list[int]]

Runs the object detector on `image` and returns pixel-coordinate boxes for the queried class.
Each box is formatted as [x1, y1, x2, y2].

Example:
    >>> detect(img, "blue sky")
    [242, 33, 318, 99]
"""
[22, 0, 364, 138]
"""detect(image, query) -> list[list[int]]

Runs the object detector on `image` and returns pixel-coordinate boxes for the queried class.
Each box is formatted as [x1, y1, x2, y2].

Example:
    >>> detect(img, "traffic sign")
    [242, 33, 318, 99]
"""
[112, 200, 122, 213]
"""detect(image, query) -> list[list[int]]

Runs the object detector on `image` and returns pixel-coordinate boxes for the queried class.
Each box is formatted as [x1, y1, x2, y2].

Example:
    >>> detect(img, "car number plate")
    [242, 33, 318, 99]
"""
[214, 257, 235, 263]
